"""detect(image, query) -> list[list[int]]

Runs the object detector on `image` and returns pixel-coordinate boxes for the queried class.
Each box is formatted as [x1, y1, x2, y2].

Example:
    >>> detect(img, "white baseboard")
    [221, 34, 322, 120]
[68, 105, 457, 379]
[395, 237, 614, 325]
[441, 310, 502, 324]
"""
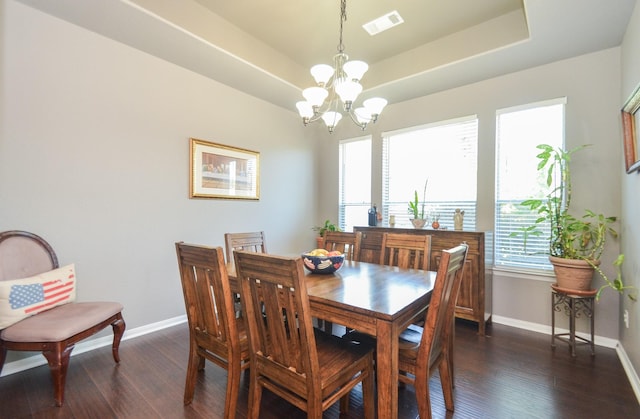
[0, 315, 187, 377]
[491, 315, 618, 348]
[493, 315, 640, 405]
[616, 343, 640, 405]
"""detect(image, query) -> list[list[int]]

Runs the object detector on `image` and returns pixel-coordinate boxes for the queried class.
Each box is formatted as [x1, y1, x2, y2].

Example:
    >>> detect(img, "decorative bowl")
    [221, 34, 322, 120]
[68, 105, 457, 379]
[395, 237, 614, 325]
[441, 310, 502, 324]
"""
[301, 253, 345, 274]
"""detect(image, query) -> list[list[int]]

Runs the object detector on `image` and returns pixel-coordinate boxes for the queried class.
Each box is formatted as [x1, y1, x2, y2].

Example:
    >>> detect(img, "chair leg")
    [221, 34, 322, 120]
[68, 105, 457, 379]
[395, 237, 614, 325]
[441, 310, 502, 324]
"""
[111, 314, 126, 363]
[308, 395, 323, 419]
[439, 356, 455, 412]
[361, 357, 376, 419]
[183, 342, 200, 405]
[247, 373, 263, 419]
[449, 317, 455, 388]
[224, 359, 242, 419]
[414, 370, 433, 419]
[0, 343, 7, 375]
[42, 342, 74, 407]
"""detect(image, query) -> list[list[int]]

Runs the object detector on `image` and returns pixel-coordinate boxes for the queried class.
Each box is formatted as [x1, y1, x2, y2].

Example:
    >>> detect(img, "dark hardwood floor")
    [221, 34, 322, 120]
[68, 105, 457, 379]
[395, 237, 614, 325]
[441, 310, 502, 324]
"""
[1, 320, 638, 418]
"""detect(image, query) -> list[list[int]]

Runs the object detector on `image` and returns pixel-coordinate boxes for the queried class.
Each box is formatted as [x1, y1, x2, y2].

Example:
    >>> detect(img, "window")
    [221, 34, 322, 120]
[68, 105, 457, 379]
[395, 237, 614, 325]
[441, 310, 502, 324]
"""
[494, 98, 566, 271]
[339, 136, 371, 232]
[382, 116, 478, 229]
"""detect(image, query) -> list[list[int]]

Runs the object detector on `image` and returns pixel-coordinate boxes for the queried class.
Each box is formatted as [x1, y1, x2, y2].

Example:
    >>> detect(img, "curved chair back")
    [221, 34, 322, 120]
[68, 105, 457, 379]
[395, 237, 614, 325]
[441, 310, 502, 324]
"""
[0, 231, 58, 281]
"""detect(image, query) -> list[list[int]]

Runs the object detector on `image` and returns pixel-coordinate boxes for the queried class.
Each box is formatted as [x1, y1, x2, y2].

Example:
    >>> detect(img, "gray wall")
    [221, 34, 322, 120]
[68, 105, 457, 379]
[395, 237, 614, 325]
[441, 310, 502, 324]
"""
[1, 1, 318, 363]
[621, 0, 640, 385]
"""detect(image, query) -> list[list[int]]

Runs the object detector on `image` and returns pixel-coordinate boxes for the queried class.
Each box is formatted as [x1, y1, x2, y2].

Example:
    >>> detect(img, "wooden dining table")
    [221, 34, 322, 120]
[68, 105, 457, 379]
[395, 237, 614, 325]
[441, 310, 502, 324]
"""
[228, 258, 436, 419]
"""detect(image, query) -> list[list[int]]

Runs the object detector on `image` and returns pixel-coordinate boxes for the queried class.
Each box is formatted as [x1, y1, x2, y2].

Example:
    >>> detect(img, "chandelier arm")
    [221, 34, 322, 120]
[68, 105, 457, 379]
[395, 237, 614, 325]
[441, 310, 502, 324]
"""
[347, 109, 368, 130]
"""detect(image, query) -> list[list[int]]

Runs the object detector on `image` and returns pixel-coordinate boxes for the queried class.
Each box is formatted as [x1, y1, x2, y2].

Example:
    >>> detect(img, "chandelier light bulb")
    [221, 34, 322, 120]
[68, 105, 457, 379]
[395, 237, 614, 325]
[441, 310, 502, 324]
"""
[310, 64, 334, 86]
[335, 80, 362, 106]
[343, 60, 368, 81]
[321, 111, 342, 131]
[363, 97, 388, 116]
[302, 87, 328, 107]
[296, 101, 314, 118]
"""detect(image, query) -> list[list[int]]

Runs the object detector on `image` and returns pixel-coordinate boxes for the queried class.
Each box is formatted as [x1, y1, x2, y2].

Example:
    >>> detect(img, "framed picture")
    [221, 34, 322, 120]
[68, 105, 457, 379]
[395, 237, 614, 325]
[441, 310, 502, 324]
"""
[189, 138, 260, 199]
[622, 83, 640, 174]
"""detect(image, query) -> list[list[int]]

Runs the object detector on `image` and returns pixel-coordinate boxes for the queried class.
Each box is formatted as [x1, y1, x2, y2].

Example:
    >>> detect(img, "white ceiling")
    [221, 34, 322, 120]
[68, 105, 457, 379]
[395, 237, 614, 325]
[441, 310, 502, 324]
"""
[16, 0, 638, 111]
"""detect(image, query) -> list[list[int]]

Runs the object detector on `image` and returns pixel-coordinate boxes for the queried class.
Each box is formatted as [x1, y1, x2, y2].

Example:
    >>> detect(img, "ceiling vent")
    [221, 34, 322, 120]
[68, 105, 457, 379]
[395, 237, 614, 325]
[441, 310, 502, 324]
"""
[363, 10, 404, 36]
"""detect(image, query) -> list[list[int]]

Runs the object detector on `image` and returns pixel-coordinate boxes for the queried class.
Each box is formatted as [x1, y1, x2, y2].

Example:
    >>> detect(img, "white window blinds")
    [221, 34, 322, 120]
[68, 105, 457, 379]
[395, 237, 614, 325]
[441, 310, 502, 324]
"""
[339, 136, 371, 232]
[494, 98, 566, 271]
[382, 116, 478, 230]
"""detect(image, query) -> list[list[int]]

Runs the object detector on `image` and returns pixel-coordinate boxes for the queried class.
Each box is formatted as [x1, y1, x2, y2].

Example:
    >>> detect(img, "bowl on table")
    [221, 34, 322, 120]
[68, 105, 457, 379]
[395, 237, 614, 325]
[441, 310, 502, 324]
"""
[301, 251, 345, 274]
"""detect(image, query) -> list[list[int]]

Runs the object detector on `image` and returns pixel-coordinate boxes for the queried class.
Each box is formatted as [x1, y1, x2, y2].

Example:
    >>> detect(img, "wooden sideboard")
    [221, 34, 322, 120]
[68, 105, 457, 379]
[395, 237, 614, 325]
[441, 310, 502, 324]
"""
[354, 226, 493, 335]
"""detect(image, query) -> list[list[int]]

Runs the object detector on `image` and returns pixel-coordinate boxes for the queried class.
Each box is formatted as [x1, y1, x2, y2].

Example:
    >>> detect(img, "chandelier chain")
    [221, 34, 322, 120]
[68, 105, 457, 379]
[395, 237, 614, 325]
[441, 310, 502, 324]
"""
[338, 0, 347, 53]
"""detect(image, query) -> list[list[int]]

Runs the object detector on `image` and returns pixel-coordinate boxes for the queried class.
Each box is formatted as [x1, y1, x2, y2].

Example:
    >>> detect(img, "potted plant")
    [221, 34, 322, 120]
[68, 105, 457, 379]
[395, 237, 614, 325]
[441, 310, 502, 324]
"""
[513, 144, 635, 300]
[313, 219, 340, 248]
[408, 180, 428, 229]
[593, 254, 637, 301]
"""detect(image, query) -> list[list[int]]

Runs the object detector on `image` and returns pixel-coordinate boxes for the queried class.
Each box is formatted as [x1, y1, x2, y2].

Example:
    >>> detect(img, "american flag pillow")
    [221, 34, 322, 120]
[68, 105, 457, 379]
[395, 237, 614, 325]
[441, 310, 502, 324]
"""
[0, 264, 76, 329]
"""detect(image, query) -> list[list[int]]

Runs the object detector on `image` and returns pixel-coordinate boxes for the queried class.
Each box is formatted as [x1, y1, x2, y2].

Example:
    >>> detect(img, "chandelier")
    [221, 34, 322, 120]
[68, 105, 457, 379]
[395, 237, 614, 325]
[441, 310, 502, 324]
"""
[295, 0, 387, 133]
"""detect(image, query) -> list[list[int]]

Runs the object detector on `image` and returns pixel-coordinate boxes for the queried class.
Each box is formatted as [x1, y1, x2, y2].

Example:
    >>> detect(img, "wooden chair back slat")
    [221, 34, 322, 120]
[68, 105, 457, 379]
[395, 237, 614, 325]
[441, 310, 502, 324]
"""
[379, 233, 432, 270]
[322, 231, 362, 261]
[224, 231, 267, 264]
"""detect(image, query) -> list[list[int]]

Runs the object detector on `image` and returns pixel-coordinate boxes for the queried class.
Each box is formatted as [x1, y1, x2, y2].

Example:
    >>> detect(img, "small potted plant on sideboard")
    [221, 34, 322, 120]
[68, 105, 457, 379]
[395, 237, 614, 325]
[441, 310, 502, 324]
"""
[408, 180, 428, 229]
[313, 219, 340, 248]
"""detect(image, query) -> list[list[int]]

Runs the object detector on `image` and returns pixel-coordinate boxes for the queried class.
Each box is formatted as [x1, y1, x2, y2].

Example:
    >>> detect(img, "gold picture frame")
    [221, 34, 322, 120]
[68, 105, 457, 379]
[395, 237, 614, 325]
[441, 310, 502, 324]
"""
[189, 138, 260, 199]
[622, 83, 640, 174]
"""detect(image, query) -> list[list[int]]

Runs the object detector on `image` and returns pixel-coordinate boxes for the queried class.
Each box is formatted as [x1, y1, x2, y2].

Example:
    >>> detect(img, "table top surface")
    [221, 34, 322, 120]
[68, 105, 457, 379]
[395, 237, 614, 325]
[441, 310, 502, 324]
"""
[230, 259, 436, 321]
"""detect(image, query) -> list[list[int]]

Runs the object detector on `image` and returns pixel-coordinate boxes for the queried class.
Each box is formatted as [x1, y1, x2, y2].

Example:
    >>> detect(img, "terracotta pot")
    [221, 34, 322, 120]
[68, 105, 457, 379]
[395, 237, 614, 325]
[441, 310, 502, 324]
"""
[316, 236, 324, 249]
[549, 256, 600, 291]
[410, 219, 427, 229]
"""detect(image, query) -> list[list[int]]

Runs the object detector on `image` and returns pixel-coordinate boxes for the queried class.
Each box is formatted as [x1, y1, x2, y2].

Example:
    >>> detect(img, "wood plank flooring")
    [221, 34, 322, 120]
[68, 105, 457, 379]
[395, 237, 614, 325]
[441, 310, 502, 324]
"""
[1, 320, 638, 418]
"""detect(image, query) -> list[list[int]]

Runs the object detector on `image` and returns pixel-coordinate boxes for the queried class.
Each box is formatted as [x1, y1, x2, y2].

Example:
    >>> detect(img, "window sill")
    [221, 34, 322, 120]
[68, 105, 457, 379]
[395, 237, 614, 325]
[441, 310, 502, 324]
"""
[492, 266, 555, 282]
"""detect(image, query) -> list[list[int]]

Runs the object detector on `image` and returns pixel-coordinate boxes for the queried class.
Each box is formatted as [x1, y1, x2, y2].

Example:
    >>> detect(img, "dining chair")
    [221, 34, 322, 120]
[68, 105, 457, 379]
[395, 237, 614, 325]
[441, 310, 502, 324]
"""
[397, 243, 468, 419]
[321, 231, 362, 261]
[319, 231, 362, 334]
[224, 231, 267, 265]
[224, 231, 267, 317]
[234, 250, 375, 419]
[379, 232, 432, 271]
[0, 230, 125, 407]
[175, 242, 250, 419]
